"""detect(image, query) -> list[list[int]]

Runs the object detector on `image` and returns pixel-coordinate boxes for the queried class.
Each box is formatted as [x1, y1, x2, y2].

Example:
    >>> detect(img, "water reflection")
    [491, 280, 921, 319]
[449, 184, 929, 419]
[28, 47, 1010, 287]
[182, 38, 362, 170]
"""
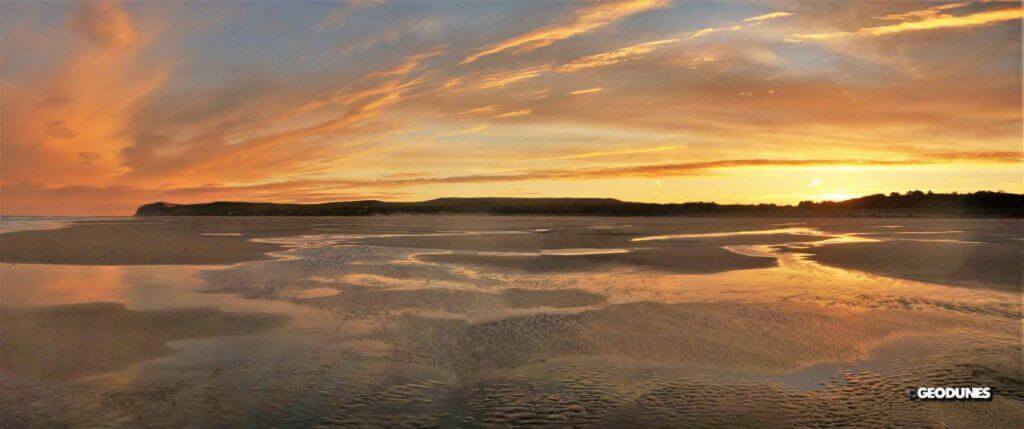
[2, 264, 325, 324]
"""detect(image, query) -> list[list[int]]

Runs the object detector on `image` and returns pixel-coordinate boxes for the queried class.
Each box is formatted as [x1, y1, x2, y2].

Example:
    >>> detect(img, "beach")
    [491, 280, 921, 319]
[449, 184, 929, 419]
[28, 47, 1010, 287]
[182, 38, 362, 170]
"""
[1, 216, 1021, 427]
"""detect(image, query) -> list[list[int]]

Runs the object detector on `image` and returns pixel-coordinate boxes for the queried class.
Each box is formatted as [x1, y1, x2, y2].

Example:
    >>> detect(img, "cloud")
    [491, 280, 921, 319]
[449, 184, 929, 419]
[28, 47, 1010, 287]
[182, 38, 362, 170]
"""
[367, 49, 444, 78]
[460, 0, 668, 64]
[77, 151, 102, 165]
[121, 80, 412, 182]
[863, 7, 1022, 36]
[284, 50, 440, 119]
[785, 32, 843, 42]
[683, 10, 793, 41]
[318, 0, 384, 29]
[351, 152, 1023, 187]
[35, 91, 73, 108]
[916, 150, 1023, 163]
[458, 105, 504, 116]
[2, 1, 168, 189]
[493, 109, 532, 118]
[685, 24, 742, 40]
[878, 2, 970, 21]
[0, 180, 402, 216]
[68, 1, 136, 50]
[525, 89, 551, 100]
[558, 38, 678, 72]
[117, 56, 433, 186]
[472, 64, 552, 89]
[46, 120, 78, 139]
[546, 145, 684, 160]
[790, 5, 1023, 41]
[457, 105, 533, 119]
[570, 87, 603, 95]
[447, 124, 490, 136]
[743, 12, 794, 23]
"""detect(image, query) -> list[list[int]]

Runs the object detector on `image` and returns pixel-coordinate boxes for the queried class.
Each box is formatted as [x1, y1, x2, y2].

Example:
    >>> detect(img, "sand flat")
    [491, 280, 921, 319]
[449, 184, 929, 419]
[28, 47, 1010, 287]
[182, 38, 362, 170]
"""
[0, 220, 281, 265]
[798, 240, 1023, 292]
[1, 302, 288, 380]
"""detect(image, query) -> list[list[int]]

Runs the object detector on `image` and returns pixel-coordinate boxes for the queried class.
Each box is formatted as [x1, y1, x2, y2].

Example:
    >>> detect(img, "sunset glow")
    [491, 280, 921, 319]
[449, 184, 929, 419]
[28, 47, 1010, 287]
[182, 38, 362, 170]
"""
[1, 0, 1021, 215]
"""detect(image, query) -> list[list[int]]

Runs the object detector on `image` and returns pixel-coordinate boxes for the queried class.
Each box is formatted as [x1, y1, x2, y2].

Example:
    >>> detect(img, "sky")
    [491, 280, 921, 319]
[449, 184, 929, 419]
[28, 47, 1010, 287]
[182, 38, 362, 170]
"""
[1, 0, 1021, 215]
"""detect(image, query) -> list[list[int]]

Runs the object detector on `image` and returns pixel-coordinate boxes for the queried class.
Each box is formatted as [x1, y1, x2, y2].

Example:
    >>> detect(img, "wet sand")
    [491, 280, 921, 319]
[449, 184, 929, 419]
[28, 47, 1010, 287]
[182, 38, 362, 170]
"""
[0, 219, 282, 265]
[379, 301, 980, 375]
[797, 240, 1022, 292]
[1, 216, 1021, 427]
[417, 245, 777, 274]
[1, 302, 287, 380]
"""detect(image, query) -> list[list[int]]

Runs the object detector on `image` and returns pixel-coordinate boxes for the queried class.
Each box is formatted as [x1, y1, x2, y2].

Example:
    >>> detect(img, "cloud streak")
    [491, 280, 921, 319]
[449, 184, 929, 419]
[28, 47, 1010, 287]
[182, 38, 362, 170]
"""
[493, 109, 532, 118]
[355, 152, 1024, 187]
[684, 9, 794, 41]
[685, 24, 742, 40]
[472, 64, 552, 89]
[570, 87, 603, 95]
[461, 0, 667, 64]
[558, 39, 677, 72]
[743, 12, 794, 23]
[545, 145, 684, 160]
[790, 5, 1022, 41]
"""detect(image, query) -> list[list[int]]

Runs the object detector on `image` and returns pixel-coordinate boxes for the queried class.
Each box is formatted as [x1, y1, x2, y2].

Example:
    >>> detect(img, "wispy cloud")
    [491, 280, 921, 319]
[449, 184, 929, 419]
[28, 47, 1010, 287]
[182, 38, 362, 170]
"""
[461, 0, 668, 64]
[570, 87, 604, 95]
[878, 2, 970, 21]
[685, 10, 793, 41]
[368, 49, 443, 79]
[457, 105, 530, 119]
[864, 7, 1022, 36]
[743, 12, 794, 24]
[473, 64, 552, 89]
[493, 109, 532, 118]
[120, 65, 428, 184]
[525, 88, 551, 100]
[355, 152, 1023, 187]
[546, 145, 684, 160]
[553, 9, 791, 75]
[558, 39, 677, 72]
[916, 150, 1023, 163]
[458, 105, 504, 116]
[448, 124, 490, 136]
[284, 50, 437, 120]
[790, 5, 1022, 41]
[685, 24, 742, 40]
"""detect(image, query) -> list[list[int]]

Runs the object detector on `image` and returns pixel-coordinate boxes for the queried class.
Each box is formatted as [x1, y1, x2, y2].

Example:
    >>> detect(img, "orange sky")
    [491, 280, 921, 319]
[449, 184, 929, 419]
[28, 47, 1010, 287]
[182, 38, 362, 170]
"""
[1, 0, 1021, 215]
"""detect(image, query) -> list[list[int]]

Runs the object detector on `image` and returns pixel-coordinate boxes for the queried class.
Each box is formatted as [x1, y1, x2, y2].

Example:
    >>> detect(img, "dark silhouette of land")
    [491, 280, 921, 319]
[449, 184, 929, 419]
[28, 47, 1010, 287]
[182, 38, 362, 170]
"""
[135, 191, 1023, 217]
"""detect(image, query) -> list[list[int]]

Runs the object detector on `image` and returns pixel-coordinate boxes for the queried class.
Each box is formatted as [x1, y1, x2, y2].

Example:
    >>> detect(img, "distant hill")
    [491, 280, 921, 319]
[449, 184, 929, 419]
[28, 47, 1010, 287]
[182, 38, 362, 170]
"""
[135, 192, 1024, 217]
